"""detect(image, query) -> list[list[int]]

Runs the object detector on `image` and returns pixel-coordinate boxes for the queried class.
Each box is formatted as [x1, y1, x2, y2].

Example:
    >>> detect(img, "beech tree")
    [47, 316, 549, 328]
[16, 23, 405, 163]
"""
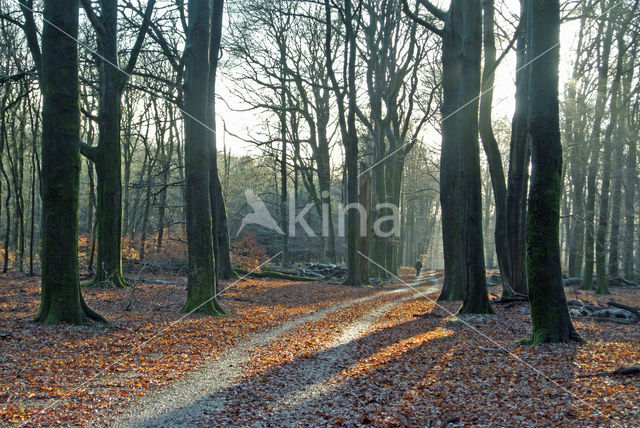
[181, 0, 224, 315]
[525, 0, 581, 343]
[404, 0, 492, 313]
[207, 0, 236, 279]
[79, 0, 156, 288]
[36, 0, 105, 324]
[324, 0, 361, 286]
[505, 0, 529, 296]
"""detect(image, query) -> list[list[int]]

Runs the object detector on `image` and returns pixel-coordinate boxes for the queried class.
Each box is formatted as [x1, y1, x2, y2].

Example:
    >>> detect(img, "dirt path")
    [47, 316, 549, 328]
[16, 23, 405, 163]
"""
[111, 274, 440, 427]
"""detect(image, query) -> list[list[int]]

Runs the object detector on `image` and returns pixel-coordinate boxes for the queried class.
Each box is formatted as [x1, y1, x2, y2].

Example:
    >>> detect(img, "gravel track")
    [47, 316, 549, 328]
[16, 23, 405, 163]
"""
[110, 275, 440, 428]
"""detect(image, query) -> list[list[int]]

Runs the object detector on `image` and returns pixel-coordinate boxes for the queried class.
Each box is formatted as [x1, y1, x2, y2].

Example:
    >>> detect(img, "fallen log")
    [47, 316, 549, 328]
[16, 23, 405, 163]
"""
[577, 366, 640, 378]
[492, 295, 528, 304]
[553, 365, 640, 379]
[126, 277, 186, 286]
[619, 278, 640, 288]
[607, 301, 640, 320]
[233, 269, 318, 282]
[606, 276, 640, 288]
[588, 316, 635, 325]
[612, 366, 640, 376]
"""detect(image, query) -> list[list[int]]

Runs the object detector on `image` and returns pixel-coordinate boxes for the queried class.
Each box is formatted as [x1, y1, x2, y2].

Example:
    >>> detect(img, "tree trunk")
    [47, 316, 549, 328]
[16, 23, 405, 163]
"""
[622, 45, 637, 280]
[505, 0, 530, 296]
[608, 120, 624, 277]
[596, 31, 624, 294]
[80, 0, 155, 287]
[479, 0, 510, 289]
[582, 9, 613, 290]
[36, 0, 105, 324]
[359, 163, 372, 284]
[0, 94, 12, 273]
[181, 0, 224, 316]
[622, 114, 636, 280]
[207, 0, 236, 279]
[457, 0, 492, 315]
[525, 0, 581, 343]
[317, 144, 336, 263]
[324, 0, 360, 286]
[277, 31, 290, 267]
[438, 1, 465, 301]
[87, 157, 97, 274]
[82, 0, 127, 287]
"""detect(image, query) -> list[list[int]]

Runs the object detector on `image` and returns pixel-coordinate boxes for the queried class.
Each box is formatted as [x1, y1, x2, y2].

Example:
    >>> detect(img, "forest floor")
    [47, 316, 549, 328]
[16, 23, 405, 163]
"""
[0, 268, 639, 427]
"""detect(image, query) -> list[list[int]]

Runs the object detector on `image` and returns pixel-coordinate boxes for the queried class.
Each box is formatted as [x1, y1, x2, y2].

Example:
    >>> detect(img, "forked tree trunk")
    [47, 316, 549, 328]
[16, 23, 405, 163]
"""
[79, 0, 155, 288]
[36, 0, 105, 324]
[525, 0, 581, 344]
[479, 0, 510, 290]
[208, 0, 236, 280]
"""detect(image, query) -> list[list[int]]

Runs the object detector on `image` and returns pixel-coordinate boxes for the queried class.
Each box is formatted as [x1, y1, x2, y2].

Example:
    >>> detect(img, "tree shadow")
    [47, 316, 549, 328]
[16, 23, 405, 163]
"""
[134, 305, 458, 427]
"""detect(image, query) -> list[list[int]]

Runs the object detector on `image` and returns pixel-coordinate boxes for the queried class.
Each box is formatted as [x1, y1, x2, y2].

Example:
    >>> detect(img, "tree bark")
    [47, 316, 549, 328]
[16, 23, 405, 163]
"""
[437, 1, 465, 302]
[505, 0, 530, 296]
[525, 0, 581, 343]
[207, 0, 236, 279]
[36, 0, 105, 324]
[457, 0, 492, 315]
[181, 0, 224, 316]
[343, 0, 361, 286]
[80, 0, 155, 288]
[324, 0, 360, 286]
[479, 0, 510, 291]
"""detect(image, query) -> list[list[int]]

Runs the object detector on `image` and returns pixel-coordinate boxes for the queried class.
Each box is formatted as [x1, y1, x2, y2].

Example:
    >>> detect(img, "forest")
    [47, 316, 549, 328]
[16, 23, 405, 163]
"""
[0, 0, 639, 426]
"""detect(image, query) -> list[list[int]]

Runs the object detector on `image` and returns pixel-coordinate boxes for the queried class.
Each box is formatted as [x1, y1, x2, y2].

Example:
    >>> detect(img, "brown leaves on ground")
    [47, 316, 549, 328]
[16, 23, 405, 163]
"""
[0, 271, 373, 426]
[1, 268, 639, 426]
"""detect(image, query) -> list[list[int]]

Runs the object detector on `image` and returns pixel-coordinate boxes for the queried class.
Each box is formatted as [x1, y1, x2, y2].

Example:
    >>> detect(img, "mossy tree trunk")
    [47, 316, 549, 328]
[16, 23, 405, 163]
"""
[526, 0, 581, 344]
[36, 0, 105, 324]
[182, 0, 224, 316]
[93, 7, 126, 287]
